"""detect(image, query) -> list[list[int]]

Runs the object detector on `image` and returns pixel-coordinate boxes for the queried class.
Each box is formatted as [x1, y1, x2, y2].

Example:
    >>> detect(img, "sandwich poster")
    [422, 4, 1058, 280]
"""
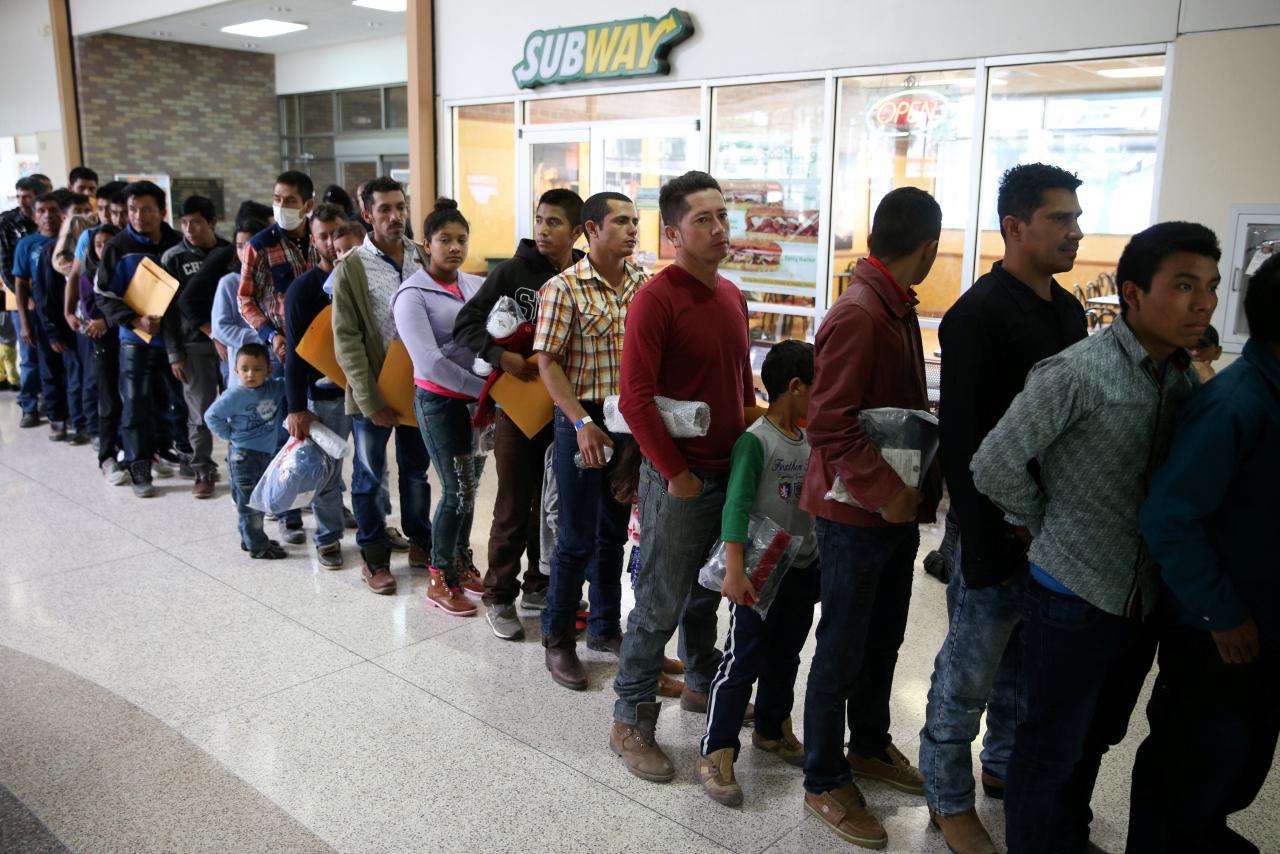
[719, 179, 819, 291]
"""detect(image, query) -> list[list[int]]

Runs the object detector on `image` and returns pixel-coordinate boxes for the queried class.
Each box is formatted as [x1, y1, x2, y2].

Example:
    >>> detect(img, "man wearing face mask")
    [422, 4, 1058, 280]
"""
[239, 171, 320, 370]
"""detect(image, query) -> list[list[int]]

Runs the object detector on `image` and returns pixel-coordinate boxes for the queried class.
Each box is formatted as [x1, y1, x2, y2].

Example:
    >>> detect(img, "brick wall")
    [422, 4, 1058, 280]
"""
[74, 34, 279, 228]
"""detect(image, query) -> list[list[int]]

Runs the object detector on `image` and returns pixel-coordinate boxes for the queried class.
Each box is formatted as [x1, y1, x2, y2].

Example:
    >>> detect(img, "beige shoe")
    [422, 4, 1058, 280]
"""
[609, 702, 675, 782]
[804, 782, 887, 849]
[847, 742, 924, 794]
[698, 747, 743, 806]
[930, 808, 997, 854]
[752, 716, 804, 767]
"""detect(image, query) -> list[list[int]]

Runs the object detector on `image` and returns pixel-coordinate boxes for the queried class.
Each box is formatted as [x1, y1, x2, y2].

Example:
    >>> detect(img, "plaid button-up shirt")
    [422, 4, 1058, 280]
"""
[533, 256, 647, 403]
[238, 222, 319, 343]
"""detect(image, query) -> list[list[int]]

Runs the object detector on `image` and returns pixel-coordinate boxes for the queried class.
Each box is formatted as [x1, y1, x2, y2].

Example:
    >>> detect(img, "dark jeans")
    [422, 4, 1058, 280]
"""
[803, 519, 918, 794]
[1004, 580, 1156, 854]
[919, 537, 1026, 815]
[75, 332, 98, 436]
[1126, 627, 1279, 854]
[31, 320, 67, 423]
[13, 310, 41, 414]
[93, 333, 122, 464]
[612, 460, 725, 724]
[413, 389, 484, 584]
[159, 367, 191, 455]
[702, 558, 821, 755]
[120, 342, 170, 466]
[228, 446, 273, 550]
[179, 340, 220, 473]
[482, 410, 551, 605]
[349, 414, 432, 553]
[542, 404, 630, 643]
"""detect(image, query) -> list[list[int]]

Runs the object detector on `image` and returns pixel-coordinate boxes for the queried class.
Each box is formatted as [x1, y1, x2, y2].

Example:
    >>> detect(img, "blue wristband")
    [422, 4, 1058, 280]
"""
[574, 416, 592, 431]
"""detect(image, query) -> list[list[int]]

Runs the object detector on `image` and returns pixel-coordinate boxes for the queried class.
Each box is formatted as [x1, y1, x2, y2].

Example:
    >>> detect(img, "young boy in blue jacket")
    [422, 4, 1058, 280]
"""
[205, 343, 288, 559]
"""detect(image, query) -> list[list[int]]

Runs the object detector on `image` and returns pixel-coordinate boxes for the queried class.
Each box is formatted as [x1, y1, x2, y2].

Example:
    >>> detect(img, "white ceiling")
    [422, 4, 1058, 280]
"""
[102, 0, 405, 54]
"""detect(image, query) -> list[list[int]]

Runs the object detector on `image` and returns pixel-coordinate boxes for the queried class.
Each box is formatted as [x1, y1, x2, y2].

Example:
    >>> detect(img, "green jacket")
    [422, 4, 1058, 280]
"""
[330, 237, 429, 417]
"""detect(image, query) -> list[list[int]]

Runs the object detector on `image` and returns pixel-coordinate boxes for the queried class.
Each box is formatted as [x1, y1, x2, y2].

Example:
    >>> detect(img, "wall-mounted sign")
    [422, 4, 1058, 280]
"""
[866, 88, 955, 137]
[512, 8, 693, 89]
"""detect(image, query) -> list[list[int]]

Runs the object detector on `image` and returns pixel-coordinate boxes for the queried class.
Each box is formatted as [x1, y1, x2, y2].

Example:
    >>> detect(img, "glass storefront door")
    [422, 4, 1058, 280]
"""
[518, 128, 590, 243]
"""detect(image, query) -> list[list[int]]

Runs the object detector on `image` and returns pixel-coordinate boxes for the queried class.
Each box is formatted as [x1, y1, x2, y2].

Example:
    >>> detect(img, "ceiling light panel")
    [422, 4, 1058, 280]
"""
[220, 18, 308, 38]
[1096, 66, 1165, 79]
[352, 0, 407, 11]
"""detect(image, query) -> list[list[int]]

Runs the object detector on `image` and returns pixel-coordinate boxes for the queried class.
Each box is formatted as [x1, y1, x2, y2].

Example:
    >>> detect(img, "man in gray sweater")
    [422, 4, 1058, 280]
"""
[972, 221, 1220, 853]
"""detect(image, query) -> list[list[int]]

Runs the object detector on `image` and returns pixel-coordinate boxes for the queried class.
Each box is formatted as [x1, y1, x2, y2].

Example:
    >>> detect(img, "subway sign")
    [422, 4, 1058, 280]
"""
[513, 9, 694, 89]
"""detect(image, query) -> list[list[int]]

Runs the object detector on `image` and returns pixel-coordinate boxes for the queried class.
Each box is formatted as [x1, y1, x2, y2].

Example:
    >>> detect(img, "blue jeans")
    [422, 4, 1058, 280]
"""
[31, 319, 67, 423]
[309, 395, 352, 496]
[75, 332, 98, 436]
[349, 414, 432, 553]
[228, 446, 272, 551]
[702, 558, 821, 755]
[542, 405, 629, 643]
[919, 538, 1026, 815]
[612, 460, 725, 724]
[413, 389, 484, 584]
[58, 333, 88, 432]
[1004, 581, 1156, 854]
[120, 342, 169, 466]
[803, 519, 919, 794]
[13, 311, 41, 414]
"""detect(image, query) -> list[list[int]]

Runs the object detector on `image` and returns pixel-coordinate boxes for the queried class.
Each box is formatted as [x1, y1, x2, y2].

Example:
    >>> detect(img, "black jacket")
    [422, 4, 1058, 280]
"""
[177, 242, 238, 334]
[95, 222, 182, 350]
[938, 262, 1087, 587]
[451, 239, 583, 368]
[162, 236, 231, 357]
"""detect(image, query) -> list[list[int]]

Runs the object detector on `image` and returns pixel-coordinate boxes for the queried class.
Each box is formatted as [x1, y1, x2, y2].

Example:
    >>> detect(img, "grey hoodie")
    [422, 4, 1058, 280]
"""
[390, 268, 487, 399]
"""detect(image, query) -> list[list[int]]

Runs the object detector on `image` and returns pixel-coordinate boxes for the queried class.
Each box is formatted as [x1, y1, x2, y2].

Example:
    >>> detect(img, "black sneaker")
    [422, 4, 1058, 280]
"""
[386, 526, 411, 551]
[251, 541, 288, 560]
[279, 519, 306, 545]
[130, 461, 156, 498]
[18, 411, 41, 428]
[68, 429, 91, 446]
[48, 421, 68, 442]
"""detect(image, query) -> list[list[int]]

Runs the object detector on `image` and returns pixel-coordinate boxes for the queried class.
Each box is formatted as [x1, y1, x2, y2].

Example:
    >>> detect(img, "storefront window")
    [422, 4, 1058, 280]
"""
[340, 88, 384, 131]
[711, 80, 825, 344]
[831, 70, 976, 320]
[454, 103, 517, 274]
[976, 56, 1164, 297]
[525, 88, 699, 124]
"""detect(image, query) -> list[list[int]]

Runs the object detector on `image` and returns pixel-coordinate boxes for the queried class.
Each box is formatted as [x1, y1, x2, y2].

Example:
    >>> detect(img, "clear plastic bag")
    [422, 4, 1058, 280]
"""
[826, 407, 939, 508]
[248, 436, 339, 515]
[602, 395, 710, 438]
[697, 515, 802, 618]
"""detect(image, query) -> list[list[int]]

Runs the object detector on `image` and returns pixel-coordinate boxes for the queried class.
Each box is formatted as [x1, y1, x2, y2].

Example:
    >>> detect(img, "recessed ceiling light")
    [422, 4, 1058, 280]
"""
[267, 5, 292, 11]
[353, 0, 407, 11]
[367, 20, 384, 28]
[221, 18, 308, 38]
[1096, 66, 1165, 79]
[241, 42, 260, 49]
[151, 30, 173, 37]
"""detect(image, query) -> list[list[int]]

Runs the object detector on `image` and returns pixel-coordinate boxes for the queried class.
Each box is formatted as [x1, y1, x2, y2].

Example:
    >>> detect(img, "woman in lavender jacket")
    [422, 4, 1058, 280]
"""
[391, 198, 487, 616]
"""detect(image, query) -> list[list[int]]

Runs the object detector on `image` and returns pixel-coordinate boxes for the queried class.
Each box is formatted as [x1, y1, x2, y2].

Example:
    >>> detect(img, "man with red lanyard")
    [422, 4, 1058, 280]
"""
[799, 187, 943, 849]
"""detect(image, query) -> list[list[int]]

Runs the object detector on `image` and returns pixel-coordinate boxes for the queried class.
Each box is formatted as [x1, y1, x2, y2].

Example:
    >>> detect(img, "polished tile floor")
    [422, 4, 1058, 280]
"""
[0, 396, 1276, 853]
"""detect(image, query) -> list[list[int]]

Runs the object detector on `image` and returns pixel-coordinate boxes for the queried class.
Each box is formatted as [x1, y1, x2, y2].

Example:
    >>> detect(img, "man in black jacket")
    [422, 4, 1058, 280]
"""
[161, 195, 229, 498]
[918, 163, 1088, 853]
[452, 188, 583, 634]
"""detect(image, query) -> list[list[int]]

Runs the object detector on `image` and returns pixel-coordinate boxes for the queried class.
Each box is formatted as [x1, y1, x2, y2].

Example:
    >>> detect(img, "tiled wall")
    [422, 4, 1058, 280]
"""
[74, 34, 280, 226]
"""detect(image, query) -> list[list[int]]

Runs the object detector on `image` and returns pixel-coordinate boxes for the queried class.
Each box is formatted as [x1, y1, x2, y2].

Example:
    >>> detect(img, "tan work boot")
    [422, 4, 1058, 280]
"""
[930, 808, 997, 854]
[752, 716, 804, 767]
[847, 742, 924, 794]
[804, 782, 887, 849]
[698, 747, 743, 806]
[657, 672, 684, 698]
[609, 702, 675, 782]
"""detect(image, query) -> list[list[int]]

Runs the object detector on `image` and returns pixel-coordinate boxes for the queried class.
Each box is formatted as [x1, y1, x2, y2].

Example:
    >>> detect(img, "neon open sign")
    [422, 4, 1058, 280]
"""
[866, 88, 955, 137]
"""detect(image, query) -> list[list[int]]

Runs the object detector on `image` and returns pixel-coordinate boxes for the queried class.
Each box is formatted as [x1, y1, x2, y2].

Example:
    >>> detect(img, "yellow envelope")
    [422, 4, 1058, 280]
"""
[490, 358, 553, 439]
[295, 305, 347, 388]
[377, 339, 417, 427]
[123, 257, 178, 343]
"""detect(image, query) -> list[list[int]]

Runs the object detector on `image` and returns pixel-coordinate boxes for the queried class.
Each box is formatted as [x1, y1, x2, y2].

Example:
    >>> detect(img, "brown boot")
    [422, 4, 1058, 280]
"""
[544, 637, 588, 690]
[609, 702, 675, 782]
[657, 672, 684, 698]
[980, 769, 1005, 800]
[361, 547, 397, 595]
[804, 783, 887, 849]
[698, 747, 743, 806]
[426, 569, 477, 616]
[680, 685, 754, 725]
[929, 808, 997, 854]
[662, 656, 683, 675]
[752, 716, 804, 767]
[847, 742, 924, 794]
[408, 542, 429, 571]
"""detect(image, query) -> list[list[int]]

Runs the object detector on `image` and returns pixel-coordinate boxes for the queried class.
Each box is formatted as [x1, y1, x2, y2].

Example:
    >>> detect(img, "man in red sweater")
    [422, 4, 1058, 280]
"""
[799, 187, 944, 848]
[611, 171, 755, 782]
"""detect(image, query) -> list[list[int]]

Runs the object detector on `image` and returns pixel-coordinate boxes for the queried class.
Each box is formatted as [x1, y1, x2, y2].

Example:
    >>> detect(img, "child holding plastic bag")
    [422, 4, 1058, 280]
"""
[204, 343, 289, 559]
[696, 339, 821, 807]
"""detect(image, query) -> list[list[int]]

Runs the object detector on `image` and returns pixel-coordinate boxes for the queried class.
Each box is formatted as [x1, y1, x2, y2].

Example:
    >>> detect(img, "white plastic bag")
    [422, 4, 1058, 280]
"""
[826, 407, 939, 508]
[697, 515, 802, 618]
[602, 395, 710, 438]
[248, 432, 341, 515]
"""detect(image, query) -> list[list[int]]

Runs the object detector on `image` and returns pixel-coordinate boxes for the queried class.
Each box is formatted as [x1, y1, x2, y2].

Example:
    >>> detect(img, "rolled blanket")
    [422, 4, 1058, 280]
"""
[603, 395, 710, 438]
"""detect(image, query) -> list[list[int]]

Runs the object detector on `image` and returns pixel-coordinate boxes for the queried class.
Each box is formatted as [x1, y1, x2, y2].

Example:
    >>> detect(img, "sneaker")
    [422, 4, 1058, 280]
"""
[151, 456, 175, 478]
[90, 434, 101, 452]
[804, 783, 887, 849]
[360, 551, 397, 595]
[699, 748, 743, 806]
[129, 461, 155, 498]
[101, 459, 130, 486]
[279, 519, 306, 545]
[131, 478, 156, 498]
[19, 411, 41, 428]
[191, 472, 214, 499]
[316, 541, 343, 569]
[456, 558, 484, 596]
[609, 703, 675, 782]
[426, 568, 477, 616]
[177, 457, 196, 479]
[342, 505, 356, 529]
[752, 716, 805, 767]
[250, 541, 288, 560]
[486, 603, 524, 640]
[847, 742, 924, 795]
[386, 526, 411, 551]
[48, 421, 68, 442]
[68, 429, 91, 446]
[519, 590, 548, 610]
[587, 634, 623, 655]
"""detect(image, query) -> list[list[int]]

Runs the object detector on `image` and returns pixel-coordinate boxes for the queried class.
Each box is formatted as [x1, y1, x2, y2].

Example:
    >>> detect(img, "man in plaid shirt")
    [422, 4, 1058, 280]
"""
[534, 191, 647, 691]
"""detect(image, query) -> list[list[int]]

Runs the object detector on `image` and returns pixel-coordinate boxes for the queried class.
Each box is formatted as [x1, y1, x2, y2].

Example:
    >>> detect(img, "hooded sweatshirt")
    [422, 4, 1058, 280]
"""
[391, 267, 486, 399]
[95, 223, 182, 348]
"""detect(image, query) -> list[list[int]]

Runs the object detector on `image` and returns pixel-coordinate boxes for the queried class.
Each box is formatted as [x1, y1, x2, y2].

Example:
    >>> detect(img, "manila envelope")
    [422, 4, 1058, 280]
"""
[376, 339, 417, 427]
[123, 257, 178, 343]
[490, 358, 553, 439]
[295, 305, 347, 388]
